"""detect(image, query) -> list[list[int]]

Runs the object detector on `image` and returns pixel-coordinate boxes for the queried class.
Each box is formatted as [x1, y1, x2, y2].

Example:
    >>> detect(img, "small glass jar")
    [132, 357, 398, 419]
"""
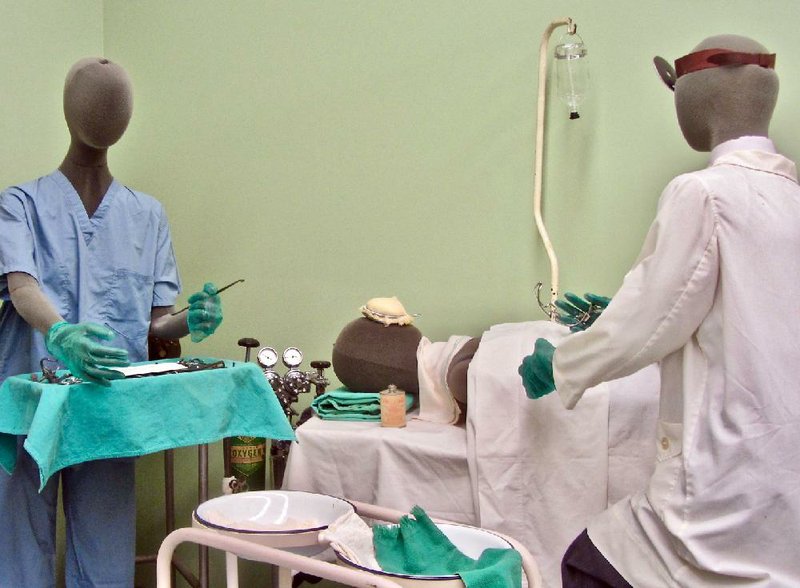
[380, 384, 407, 428]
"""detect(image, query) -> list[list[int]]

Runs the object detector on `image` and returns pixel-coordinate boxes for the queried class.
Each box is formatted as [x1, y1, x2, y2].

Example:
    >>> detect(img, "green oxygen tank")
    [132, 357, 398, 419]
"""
[231, 338, 268, 492]
[229, 435, 267, 491]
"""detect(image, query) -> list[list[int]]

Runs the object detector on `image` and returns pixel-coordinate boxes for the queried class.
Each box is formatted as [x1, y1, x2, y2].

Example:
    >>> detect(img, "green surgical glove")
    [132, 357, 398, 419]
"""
[45, 322, 130, 386]
[373, 505, 522, 588]
[187, 282, 223, 343]
[374, 506, 473, 575]
[555, 292, 611, 332]
[518, 338, 555, 399]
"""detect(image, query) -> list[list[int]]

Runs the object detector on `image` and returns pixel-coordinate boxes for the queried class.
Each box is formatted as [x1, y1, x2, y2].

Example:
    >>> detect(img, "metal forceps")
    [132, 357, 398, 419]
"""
[170, 279, 245, 316]
[32, 357, 83, 385]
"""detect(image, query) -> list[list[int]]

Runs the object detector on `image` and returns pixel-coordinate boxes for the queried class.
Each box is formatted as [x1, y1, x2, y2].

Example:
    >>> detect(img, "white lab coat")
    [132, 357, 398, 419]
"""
[552, 138, 800, 587]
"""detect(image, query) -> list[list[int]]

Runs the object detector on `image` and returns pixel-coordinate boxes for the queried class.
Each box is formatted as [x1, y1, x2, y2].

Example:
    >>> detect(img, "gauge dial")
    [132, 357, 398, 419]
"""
[257, 346, 278, 369]
[282, 346, 303, 368]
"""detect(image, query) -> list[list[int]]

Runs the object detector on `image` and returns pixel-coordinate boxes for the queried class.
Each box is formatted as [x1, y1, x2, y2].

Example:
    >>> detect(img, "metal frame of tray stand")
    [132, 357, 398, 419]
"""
[137, 337, 212, 588]
[136, 445, 211, 588]
[155, 500, 543, 588]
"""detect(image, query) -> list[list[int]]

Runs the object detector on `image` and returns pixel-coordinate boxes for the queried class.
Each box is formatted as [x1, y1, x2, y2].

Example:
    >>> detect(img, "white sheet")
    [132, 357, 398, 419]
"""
[283, 414, 477, 525]
[466, 321, 658, 587]
[283, 321, 660, 588]
[415, 335, 472, 424]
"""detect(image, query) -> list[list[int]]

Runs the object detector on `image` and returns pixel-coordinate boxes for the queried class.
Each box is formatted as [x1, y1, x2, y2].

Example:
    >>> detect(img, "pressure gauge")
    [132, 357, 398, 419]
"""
[257, 346, 278, 370]
[282, 347, 303, 369]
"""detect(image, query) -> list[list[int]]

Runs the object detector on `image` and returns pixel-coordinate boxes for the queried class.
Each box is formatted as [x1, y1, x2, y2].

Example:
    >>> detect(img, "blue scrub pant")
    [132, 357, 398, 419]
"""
[0, 436, 135, 588]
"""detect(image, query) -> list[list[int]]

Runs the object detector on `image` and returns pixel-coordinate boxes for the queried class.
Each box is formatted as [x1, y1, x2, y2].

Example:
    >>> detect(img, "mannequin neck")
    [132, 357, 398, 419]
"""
[59, 140, 114, 217]
[710, 124, 770, 152]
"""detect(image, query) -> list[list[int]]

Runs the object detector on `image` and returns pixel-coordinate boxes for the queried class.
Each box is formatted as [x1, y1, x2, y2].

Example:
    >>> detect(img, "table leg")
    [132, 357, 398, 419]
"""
[199, 444, 209, 588]
[226, 552, 240, 588]
[272, 565, 293, 588]
[164, 449, 177, 587]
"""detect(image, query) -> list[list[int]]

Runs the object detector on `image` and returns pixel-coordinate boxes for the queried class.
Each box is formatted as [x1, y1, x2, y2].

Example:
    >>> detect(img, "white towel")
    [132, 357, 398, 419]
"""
[415, 335, 473, 425]
[318, 510, 380, 569]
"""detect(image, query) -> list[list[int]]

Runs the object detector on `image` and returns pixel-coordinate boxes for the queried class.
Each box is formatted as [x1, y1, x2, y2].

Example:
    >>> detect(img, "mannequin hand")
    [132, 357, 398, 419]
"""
[187, 282, 223, 343]
[518, 338, 556, 399]
[555, 292, 611, 332]
[45, 322, 130, 386]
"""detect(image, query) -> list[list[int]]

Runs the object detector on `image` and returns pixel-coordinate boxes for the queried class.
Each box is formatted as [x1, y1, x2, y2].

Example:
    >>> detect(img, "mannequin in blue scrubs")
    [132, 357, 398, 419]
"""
[0, 58, 222, 587]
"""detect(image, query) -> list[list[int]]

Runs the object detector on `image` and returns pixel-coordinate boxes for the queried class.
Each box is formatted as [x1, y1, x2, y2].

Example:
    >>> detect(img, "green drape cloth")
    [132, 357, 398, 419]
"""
[0, 359, 294, 490]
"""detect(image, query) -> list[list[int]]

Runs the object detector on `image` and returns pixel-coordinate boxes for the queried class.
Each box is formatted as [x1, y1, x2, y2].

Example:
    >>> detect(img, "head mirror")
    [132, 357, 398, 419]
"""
[653, 56, 677, 91]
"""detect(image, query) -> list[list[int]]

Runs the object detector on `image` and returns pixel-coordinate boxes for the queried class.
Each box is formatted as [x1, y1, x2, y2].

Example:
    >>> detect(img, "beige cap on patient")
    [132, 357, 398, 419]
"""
[333, 296, 423, 397]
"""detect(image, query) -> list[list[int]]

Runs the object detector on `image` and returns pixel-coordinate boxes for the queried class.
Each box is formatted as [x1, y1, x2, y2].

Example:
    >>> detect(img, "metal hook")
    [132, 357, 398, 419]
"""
[535, 282, 558, 321]
[536, 283, 606, 330]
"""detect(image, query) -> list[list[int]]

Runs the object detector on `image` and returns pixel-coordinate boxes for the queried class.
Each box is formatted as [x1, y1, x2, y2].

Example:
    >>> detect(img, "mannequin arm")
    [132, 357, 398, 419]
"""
[149, 306, 190, 340]
[8, 272, 191, 340]
[150, 281, 223, 342]
[446, 336, 481, 406]
[7, 272, 63, 334]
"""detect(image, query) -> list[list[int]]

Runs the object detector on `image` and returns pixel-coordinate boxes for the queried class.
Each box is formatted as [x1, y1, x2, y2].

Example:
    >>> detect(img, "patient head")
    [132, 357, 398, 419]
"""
[672, 34, 778, 151]
[331, 296, 480, 405]
[332, 318, 422, 395]
[63, 57, 133, 150]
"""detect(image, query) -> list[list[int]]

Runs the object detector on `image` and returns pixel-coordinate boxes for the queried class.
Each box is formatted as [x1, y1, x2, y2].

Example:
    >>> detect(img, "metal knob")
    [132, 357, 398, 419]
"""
[237, 337, 261, 363]
[308, 360, 331, 396]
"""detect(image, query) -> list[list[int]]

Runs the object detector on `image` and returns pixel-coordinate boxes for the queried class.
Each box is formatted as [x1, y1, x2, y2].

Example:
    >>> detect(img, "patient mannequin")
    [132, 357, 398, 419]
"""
[334, 35, 779, 427]
[332, 297, 480, 415]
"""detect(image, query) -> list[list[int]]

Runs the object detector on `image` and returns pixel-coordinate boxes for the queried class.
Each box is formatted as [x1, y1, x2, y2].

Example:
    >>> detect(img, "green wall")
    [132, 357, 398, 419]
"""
[3, 2, 800, 586]
[0, 2, 103, 178]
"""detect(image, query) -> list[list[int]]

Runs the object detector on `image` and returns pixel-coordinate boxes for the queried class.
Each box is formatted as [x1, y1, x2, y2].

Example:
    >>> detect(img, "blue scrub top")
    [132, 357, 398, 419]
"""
[0, 171, 181, 381]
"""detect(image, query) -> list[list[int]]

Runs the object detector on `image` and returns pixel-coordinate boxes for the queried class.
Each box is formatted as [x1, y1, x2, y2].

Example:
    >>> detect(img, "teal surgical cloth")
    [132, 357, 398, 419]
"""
[311, 388, 414, 421]
[373, 506, 521, 588]
[0, 359, 294, 490]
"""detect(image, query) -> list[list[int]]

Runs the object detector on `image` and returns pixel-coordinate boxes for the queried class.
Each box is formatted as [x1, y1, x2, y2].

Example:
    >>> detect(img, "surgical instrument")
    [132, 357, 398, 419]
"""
[170, 279, 245, 316]
[535, 282, 608, 330]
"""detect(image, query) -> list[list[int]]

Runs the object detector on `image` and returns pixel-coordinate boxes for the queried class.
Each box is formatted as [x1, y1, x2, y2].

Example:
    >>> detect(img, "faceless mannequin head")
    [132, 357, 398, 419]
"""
[63, 57, 133, 150]
[673, 35, 778, 152]
[332, 318, 423, 395]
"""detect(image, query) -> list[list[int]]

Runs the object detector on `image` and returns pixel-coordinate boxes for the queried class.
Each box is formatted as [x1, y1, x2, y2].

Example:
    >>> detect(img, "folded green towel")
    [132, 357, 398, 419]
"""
[373, 506, 521, 588]
[311, 388, 414, 421]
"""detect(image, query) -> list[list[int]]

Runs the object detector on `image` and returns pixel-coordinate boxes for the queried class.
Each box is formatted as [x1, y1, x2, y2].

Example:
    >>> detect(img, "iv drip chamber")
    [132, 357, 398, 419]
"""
[554, 32, 589, 119]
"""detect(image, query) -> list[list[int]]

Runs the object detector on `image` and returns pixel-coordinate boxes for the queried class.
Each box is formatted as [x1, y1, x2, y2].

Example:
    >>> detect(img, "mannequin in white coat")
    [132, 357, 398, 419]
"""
[522, 34, 800, 588]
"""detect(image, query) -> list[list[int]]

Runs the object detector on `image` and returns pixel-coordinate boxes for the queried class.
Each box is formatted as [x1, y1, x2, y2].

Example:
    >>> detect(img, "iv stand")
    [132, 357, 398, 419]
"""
[533, 17, 576, 317]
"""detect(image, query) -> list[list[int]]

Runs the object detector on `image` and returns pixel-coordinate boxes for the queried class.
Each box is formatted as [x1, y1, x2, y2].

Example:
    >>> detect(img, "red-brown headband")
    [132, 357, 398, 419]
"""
[675, 48, 776, 78]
